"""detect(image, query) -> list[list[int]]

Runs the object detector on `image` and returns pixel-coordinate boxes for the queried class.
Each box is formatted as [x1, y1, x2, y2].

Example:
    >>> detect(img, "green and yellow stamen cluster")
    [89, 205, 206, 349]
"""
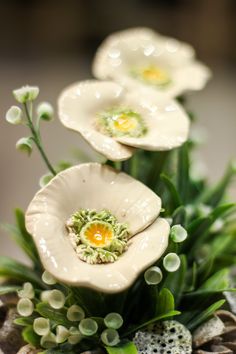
[130, 65, 171, 88]
[66, 209, 129, 264]
[96, 107, 147, 138]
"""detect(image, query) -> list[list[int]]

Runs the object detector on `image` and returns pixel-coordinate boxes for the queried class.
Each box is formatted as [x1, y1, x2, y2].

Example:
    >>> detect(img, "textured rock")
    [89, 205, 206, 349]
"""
[193, 310, 236, 354]
[0, 306, 24, 354]
[133, 320, 192, 354]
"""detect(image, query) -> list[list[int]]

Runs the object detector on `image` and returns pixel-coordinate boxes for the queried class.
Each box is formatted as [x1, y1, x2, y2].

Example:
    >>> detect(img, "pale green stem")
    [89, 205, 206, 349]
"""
[24, 103, 56, 176]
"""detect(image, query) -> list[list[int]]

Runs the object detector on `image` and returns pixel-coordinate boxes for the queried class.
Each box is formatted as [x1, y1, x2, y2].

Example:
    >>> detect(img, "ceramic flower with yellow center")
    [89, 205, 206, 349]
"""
[25, 163, 169, 293]
[92, 27, 211, 99]
[58, 80, 189, 161]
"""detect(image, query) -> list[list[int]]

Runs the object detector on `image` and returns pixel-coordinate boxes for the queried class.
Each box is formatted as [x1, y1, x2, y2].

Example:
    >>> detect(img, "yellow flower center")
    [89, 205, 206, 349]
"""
[131, 65, 171, 87]
[81, 221, 114, 248]
[113, 114, 138, 133]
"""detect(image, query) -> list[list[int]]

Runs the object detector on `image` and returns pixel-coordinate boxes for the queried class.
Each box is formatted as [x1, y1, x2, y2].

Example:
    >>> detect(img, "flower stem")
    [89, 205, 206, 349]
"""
[24, 103, 56, 176]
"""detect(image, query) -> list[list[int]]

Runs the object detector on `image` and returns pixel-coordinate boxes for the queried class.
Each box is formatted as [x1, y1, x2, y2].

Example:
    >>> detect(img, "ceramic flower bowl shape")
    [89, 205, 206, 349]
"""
[25, 163, 170, 293]
[93, 27, 211, 99]
[58, 80, 189, 161]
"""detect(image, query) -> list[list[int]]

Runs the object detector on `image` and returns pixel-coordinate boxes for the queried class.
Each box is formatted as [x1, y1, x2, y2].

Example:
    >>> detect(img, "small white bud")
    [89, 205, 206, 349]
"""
[40, 331, 57, 349]
[17, 298, 34, 317]
[18, 282, 35, 299]
[67, 304, 85, 322]
[13, 85, 39, 103]
[56, 325, 69, 344]
[163, 253, 181, 272]
[37, 102, 54, 121]
[6, 106, 23, 124]
[42, 270, 57, 285]
[16, 137, 33, 155]
[170, 225, 188, 243]
[39, 173, 53, 188]
[33, 317, 50, 336]
[47, 289, 65, 309]
[144, 266, 163, 285]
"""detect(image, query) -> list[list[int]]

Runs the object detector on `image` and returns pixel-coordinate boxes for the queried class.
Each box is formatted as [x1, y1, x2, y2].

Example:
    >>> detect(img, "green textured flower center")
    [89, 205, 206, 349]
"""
[130, 65, 171, 88]
[96, 108, 147, 138]
[66, 209, 129, 264]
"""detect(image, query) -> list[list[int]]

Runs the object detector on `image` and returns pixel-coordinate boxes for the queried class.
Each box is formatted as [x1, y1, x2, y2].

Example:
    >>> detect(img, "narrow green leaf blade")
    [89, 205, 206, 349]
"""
[187, 299, 225, 330]
[0, 256, 43, 287]
[105, 341, 138, 354]
[0, 285, 20, 295]
[124, 310, 180, 336]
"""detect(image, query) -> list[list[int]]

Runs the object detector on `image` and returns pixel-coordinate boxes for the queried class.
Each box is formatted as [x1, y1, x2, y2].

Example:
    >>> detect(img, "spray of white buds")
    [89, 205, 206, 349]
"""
[144, 266, 163, 285]
[37, 102, 54, 121]
[104, 313, 123, 330]
[101, 328, 120, 346]
[17, 298, 34, 317]
[13, 85, 39, 103]
[170, 225, 188, 243]
[6, 106, 23, 125]
[163, 253, 181, 272]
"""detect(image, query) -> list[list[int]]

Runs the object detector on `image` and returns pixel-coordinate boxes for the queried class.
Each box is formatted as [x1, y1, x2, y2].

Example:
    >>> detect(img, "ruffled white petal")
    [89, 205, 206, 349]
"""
[26, 190, 169, 293]
[26, 164, 164, 292]
[58, 81, 134, 161]
[115, 89, 189, 150]
[93, 27, 211, 99]
[58, 80, 189, 153]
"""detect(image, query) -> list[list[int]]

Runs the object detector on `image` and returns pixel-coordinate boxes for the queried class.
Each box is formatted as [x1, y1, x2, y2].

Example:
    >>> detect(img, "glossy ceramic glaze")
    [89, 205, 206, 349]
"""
[93, 27, 211, 99]
[58, 80, 190, 160]
[25, 163, 169, 293]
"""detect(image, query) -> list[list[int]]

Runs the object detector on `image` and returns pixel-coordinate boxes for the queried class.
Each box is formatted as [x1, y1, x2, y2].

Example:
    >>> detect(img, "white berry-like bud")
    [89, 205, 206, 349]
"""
[6, 106, 23, 124]
[37, 102, 54, 121]
[13, 85, 39, 103]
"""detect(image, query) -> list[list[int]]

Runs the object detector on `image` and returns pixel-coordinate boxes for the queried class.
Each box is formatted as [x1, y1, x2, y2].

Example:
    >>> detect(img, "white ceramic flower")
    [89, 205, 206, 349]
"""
[93, 27, 211, 99]
[25, 163, 170, 293]
[58, 80, 189, 161]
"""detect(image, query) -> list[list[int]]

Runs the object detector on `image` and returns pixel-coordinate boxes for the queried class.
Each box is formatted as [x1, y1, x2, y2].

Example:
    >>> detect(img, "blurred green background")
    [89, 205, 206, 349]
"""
[0, 0, 235, 262]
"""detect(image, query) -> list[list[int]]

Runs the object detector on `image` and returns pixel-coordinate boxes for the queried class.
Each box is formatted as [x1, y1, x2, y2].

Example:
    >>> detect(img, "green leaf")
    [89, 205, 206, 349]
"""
[186, 299, 225, 330]
[197, 162, 236, 207]
[105, 341, 138, 354]
[161, 255, 187, 305]
[0, 257, 43, 287]
[199, 268, 229, 291]
[36, 302, 72, 327]
[156, 288, 174, 316]
[186, 203, 236, 257]
[22, 325, 40, 347]
[172, 206, 186, 227]
[14, 317, 35, 326]
[0, 285, 20, 295]
[160, 174, 182, 211]
[124, 310, 180, 336]
[2, 208, 40, 266]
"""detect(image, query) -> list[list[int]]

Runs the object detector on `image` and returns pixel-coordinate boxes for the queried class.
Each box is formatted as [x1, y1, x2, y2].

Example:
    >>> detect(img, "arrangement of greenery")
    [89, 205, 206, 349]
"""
[1, 28, 236, 354]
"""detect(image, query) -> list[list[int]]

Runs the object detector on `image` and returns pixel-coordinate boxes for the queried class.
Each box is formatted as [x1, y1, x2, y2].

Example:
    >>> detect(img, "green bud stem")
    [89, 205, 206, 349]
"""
[23, 103, 56, 176]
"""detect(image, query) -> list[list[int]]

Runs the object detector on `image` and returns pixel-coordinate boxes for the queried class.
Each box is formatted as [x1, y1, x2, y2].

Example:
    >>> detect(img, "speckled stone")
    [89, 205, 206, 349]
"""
[133, 320, 192, 354]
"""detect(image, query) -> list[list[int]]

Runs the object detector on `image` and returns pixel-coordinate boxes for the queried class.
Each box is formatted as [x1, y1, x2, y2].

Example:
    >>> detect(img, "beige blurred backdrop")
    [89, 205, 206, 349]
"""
[0, 0, 235, 263]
